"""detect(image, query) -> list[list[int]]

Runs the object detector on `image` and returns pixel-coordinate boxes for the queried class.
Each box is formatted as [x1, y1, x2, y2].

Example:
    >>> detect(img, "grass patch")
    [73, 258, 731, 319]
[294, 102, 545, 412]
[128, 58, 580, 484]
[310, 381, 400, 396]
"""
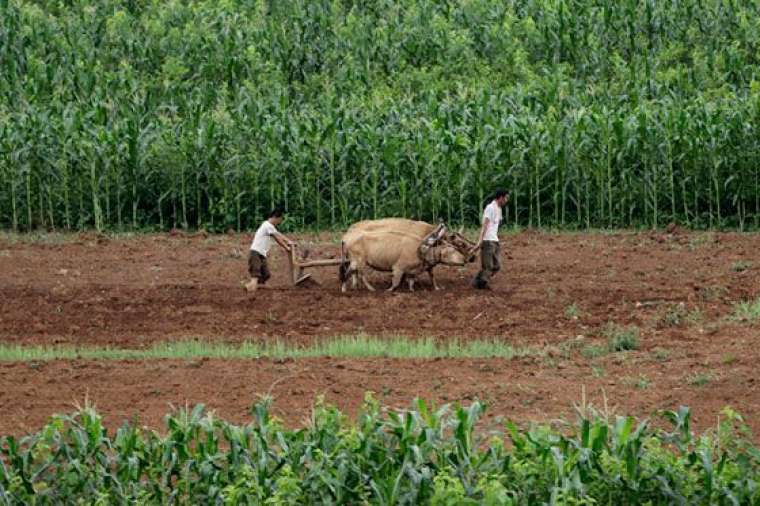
[653, 303, 702, 328]
[655, 303, 686, 327]
[732, 298, 760, 323]
[564, 303, 581, 320]
[685, 308, 703, 326]
[623, 375, 651, 390]
[556, 336, 586, 358]
[582, 345, 608, 359]
[687, 234, 714, 251]
[0, 231, 77, 245]
[652, 348, 671, 362]
[698, 286, 727, 302]
[0, 336, 541, 362]
[687, 372, 714, 387]
[603, 324, 640, 352]
[731, 260, 752, 272]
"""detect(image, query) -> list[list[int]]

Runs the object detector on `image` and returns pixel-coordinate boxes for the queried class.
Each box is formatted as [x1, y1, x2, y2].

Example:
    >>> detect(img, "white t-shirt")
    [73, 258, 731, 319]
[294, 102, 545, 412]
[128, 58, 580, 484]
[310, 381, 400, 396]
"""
[250, 220, 278, 256]
[483, 201, 502, 242]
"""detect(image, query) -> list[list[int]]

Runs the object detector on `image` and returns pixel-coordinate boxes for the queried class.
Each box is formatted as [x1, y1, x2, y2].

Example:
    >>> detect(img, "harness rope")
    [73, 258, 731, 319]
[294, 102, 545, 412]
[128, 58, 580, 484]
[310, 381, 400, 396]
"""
[418, 238, 443, 268]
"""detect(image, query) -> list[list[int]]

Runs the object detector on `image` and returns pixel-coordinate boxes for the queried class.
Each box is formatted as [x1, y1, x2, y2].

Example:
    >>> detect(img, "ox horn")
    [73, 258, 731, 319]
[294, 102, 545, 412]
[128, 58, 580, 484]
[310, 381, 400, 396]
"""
[434, 223, 446, 240]
[423, 223, 446, 247]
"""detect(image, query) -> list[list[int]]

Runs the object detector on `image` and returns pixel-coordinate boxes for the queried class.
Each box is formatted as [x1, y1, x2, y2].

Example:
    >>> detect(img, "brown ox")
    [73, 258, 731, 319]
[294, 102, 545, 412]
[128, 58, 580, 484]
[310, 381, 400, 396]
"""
[340, 218, 476, 290]
[339, 226, 467, 292]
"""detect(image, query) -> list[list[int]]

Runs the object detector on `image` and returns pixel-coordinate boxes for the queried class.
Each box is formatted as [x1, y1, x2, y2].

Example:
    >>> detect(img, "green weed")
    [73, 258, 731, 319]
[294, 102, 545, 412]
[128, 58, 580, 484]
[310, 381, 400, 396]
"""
[687, 372, 714, 387]
[603, 324, 640, 352]
[732, 298, 760, 323]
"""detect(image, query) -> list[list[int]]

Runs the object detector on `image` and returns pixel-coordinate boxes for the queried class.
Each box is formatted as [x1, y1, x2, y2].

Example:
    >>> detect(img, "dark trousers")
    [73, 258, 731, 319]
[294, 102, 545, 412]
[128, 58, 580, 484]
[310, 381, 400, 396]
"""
[473, 241, 500, 288]
[248, 251, 271, 283]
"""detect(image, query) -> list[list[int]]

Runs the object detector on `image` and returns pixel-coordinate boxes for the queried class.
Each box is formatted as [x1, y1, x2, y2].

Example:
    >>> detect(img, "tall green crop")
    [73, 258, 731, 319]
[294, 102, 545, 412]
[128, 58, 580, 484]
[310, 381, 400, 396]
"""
[1, 0, 759, 231]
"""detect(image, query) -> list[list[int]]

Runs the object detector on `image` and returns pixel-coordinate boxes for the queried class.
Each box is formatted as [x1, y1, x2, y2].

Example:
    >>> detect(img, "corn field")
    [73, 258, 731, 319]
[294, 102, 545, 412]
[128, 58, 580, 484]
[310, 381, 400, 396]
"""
[1, 0, 760, 231]
[1, 398, 759, 504]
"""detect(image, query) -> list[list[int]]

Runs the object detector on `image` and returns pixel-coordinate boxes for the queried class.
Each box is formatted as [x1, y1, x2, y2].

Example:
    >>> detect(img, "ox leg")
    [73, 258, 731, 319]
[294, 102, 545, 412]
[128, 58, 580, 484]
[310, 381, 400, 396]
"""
[360, 271, 376, 292]
[387, 268, 404, 292]
[407, 275, 415, 292]
[428, 268, 441, 290]
[350, 262, 375, 292]
[342, 261, 358, 293]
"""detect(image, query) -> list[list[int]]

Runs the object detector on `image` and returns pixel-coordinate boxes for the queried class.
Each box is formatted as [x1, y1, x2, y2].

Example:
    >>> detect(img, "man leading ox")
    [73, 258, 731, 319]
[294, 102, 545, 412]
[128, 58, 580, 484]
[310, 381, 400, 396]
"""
[471, 189, 509, 290]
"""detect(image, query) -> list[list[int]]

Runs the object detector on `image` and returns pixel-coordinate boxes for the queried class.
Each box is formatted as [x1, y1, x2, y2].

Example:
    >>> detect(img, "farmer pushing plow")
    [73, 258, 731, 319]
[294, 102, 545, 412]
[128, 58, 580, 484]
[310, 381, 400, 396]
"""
[245, 206, 349, 290]
[245, 208, 297, 293]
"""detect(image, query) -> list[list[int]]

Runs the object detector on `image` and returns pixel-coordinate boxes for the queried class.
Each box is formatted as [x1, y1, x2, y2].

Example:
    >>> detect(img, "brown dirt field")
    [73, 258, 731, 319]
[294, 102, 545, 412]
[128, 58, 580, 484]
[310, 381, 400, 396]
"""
[1, 229, 759, 437]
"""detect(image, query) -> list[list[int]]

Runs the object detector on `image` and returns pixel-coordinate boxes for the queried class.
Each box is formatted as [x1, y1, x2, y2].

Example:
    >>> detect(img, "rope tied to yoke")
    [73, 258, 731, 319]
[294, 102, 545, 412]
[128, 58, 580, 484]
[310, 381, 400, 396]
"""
[418, 223, 446, 267]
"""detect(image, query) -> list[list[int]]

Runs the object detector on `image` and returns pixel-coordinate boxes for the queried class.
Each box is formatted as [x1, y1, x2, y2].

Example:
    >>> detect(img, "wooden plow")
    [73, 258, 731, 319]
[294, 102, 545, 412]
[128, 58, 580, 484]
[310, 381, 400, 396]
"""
[287, 246, 344, 286]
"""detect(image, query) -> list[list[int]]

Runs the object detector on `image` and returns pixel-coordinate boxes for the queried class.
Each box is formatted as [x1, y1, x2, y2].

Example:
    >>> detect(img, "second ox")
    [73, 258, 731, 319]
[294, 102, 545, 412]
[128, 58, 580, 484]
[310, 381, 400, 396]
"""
[339, 219, 476, 292]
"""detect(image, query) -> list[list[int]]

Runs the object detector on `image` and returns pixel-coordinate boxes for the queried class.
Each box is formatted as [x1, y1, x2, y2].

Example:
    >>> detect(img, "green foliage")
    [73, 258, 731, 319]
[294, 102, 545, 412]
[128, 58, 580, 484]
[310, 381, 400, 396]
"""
[604, 324, 640, 352]
[733, 298, 760, 323]
[731, 261, 752, 272]
[581, 344, 608, 359]
[687, 372, 715, 387]
[564, 303, 581, 320]
[652, 347, 671, 362]
[624, 374, 652, 390]
[657, 302, 689, 327]
[698, 285, 728, 302]
[0, 336, 540, 361]
[1, 399, 759, 503]
[2, 0, 760, 232]
[654, 302, 702, 328]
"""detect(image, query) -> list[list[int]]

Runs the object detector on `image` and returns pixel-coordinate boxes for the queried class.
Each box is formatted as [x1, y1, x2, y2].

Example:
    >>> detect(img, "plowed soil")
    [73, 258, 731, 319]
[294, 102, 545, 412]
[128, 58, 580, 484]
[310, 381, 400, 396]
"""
[1, 229, 759, 437]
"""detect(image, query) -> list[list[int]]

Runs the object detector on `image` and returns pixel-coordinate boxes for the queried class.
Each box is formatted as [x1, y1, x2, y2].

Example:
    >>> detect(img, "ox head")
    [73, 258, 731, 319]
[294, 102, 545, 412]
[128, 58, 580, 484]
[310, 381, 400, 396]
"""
[436, 242, 468, 266]
[422, 239, 467, 267]
[444, 226, 478, 263]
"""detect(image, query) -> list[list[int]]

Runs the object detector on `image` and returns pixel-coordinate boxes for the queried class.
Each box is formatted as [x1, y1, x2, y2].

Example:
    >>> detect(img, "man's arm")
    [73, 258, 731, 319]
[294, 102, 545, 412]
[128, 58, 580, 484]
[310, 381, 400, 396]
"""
[470, 216, 489, 254]
[273, 232, 295, 251]
[478, 217, 489, 243]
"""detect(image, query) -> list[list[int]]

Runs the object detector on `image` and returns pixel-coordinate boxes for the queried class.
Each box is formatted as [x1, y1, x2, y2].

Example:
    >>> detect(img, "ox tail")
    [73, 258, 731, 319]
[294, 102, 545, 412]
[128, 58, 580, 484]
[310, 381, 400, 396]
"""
[339, 241, 350, 282]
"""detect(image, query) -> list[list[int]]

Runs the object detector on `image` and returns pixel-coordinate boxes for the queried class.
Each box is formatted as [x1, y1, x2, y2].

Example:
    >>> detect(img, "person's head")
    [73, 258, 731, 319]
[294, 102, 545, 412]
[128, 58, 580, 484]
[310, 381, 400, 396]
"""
[493, 189, 509, 207]
[268, 207, 285, 225]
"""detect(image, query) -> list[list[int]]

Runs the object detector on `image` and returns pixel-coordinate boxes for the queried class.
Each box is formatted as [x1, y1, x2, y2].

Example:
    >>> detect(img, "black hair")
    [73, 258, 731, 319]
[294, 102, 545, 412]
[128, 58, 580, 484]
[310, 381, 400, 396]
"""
[268, 207, 285, 218]
[493, 189, 508, 200]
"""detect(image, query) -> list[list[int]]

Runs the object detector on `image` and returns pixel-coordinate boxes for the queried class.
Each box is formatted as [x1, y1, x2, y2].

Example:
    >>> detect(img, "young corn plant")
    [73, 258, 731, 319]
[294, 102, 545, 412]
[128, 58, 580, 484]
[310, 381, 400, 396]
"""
[1, 398, 760, 503]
